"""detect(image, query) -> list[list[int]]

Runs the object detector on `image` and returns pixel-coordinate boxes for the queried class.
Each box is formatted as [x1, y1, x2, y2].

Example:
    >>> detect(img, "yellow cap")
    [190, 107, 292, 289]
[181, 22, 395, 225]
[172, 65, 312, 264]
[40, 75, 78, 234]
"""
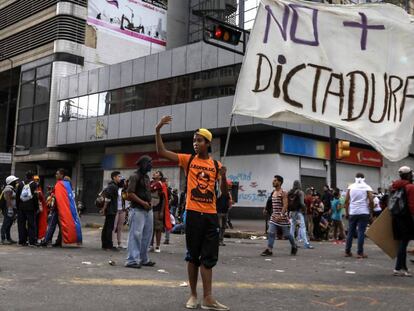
[34, 175, 40, 181]
[196, 128, 213, 142]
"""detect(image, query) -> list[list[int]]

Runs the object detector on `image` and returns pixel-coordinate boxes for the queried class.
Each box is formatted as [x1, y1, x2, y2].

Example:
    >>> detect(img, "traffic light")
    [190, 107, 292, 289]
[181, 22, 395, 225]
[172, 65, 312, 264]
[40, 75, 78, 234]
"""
[208, 23, 242, 45]
[338, 140, 351, 159]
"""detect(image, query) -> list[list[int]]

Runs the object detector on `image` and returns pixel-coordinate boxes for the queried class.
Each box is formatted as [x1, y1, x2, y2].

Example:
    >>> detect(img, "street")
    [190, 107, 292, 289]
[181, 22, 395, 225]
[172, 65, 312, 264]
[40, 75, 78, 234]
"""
[0, 219, 413, 311]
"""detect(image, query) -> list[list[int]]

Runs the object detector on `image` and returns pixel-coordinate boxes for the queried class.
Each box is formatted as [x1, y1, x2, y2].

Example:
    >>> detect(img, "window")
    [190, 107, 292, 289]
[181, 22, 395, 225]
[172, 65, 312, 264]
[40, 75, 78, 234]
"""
[57, 63, 242, 122]
[98, 92, 109, 116]
[59, 99, 78, 122]
[17, 63, 52, 149]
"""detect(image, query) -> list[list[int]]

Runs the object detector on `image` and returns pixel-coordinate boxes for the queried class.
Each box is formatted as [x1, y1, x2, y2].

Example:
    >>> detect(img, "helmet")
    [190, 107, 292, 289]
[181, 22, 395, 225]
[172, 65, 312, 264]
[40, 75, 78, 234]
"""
[6, 175, 19, 185]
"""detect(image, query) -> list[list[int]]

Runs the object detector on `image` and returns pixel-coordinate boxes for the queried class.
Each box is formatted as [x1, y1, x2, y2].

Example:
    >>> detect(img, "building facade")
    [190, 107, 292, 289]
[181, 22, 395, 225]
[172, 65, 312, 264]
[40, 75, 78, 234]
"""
[2, 0, 414, 216]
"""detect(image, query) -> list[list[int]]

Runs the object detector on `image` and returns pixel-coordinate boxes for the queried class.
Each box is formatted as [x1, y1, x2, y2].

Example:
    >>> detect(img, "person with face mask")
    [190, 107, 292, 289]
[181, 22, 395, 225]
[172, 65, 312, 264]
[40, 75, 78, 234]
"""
[125, 155, 156, 269]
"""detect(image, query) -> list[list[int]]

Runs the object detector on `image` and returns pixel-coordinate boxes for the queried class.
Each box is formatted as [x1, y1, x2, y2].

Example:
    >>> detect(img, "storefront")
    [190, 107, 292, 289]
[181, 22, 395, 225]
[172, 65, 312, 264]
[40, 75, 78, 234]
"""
[281, 134, 383, 191]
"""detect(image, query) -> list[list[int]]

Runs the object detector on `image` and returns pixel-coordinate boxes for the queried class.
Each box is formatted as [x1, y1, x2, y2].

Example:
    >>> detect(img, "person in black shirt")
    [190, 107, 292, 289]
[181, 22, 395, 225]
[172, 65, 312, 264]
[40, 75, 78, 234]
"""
[125, 156, 156, 269]
[101, 171, 122, 251]
[16, 171, 39, 246]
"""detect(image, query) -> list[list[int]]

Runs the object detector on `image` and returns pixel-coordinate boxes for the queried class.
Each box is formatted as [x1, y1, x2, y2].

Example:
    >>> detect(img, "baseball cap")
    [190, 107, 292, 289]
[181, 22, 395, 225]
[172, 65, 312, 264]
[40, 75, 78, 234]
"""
[195, 128, 212, 142]
[398, 166, 412, 174]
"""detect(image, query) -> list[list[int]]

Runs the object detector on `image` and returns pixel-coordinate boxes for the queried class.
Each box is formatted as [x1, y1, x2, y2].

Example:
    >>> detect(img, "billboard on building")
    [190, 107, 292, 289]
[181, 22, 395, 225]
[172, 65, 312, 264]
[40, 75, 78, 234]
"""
[88, 0, 167, 47]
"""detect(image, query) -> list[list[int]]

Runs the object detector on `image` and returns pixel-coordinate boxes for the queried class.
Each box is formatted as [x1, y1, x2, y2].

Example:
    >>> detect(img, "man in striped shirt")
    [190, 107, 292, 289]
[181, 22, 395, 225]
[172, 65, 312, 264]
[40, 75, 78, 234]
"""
[261, 175, 298, 256]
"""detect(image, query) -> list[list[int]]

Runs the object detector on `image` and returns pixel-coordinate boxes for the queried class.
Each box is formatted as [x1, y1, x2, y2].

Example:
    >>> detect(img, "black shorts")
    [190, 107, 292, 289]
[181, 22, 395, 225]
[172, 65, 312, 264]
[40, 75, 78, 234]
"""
[185, 210, 219, 269]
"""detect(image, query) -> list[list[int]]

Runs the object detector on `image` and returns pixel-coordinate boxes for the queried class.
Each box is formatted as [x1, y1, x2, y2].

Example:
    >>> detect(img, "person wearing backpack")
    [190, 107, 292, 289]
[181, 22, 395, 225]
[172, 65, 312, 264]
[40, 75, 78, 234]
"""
[1, 175, 19, 244]
[390, 166, 414, 277]
[288, 180, 314, 249]
[156, 116, 229, 311]
[344, 173, 374, 258]
[16, 171, 39, 246]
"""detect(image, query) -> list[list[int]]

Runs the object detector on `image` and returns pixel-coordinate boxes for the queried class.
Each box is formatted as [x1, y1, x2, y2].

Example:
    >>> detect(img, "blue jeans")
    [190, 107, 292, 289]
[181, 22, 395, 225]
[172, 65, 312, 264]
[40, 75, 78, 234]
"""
[395, 239, 410, 271]
[267, 223, 295, 249]
[45, 210, 60, 243]
[290, 211, 310, 246]
[345, 214, 369, 255]
[126, 208, 153, 265]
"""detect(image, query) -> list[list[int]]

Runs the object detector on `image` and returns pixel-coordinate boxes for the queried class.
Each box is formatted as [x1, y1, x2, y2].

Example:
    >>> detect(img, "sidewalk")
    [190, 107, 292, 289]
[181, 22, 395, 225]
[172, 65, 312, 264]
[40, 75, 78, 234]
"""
[81, 214, 266, 239]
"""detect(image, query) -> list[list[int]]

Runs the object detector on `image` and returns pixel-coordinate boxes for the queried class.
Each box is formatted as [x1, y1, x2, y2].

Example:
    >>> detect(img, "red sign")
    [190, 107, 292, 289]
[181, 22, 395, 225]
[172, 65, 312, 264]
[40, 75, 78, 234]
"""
[339, 147, 383, 168]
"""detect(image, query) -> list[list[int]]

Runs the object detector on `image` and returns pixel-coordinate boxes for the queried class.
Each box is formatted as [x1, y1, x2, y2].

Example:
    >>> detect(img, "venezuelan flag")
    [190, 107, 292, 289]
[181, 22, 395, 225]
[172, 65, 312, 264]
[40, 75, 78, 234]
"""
[55, 180, 82, 244]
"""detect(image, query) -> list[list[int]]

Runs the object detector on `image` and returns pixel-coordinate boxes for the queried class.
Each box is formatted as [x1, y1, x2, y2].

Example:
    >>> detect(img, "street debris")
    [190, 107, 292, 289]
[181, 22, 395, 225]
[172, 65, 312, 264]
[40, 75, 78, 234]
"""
[81, 261, 92, 265]
[275, 270, 285, 273]
[157, 269, 169, 274]
[179, 282, 188, 287]
[108, 260, 116, 266]
[265, 259, 272, 262]
[345, 271, 356, 274]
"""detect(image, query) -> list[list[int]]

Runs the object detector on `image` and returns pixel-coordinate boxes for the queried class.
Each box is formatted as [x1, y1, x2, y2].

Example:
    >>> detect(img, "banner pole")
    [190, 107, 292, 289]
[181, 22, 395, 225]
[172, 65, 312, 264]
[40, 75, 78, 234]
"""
[222, 114, 234, 164]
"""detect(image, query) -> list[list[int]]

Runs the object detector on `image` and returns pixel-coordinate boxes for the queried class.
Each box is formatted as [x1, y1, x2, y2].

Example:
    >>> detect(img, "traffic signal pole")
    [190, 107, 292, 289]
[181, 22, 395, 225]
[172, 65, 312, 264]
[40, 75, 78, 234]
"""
[329, 126, 337, 189]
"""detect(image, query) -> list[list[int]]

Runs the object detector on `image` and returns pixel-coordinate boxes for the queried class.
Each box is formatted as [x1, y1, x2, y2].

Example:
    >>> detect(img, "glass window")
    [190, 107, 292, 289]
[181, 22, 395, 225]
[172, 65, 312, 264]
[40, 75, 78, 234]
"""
[158, 79, 172, 106]
[109, 89, 123, 114]
[33, 104, 49, 121]
[59, 98, 78, 122]
[31, 121, 47, 148]
[17, 124, 31, 148]
[173, 76, 190, 104]
[20, 82, 35, 108]
[98, 92, 109, 116]
[144, 82, 160, 108]
[19, 108, 32, 124]
[78, 96, 89, 118]
[22, 69, 35, 83]
[88, 94, 99, 117]
[122, 87, 135, 112]
[35, 78, 50, 106]
[133, 85, 145, 110]
[36, 64, 51, 79]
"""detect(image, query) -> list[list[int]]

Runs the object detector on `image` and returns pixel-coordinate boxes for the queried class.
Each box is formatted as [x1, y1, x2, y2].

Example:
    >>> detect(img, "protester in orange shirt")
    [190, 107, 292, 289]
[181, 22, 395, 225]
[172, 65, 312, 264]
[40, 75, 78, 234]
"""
[156, 116, 229, 311]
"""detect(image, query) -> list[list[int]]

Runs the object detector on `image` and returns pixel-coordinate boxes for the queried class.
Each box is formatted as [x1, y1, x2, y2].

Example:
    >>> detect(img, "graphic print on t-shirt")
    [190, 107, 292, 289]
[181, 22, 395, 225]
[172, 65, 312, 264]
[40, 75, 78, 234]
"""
[190, 171, 214, 203]
[178, 154, 221, 214]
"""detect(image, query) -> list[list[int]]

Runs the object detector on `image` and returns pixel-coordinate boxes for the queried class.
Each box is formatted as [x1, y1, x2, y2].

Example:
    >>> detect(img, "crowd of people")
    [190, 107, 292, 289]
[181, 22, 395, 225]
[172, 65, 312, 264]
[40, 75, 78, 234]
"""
[0, 169, 74, 247]
[1, 116, 414, 310]
[260, 168, 414, 277]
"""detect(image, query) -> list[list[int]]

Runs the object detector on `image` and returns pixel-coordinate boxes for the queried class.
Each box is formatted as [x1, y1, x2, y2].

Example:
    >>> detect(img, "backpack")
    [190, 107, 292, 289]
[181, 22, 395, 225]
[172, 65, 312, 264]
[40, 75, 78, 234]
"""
[95, 189, 106, 210]
[20, 181, 34, 202]
[287, 189, 301, 212]
[388, 188, 407, 216]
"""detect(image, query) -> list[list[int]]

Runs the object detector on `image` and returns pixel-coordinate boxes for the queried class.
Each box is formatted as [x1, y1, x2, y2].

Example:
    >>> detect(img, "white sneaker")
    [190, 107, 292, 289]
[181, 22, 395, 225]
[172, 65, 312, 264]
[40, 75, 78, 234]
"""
[155, 247, 161, 253]
[401, 270, 412, 277]
[393, 269, 404, 276]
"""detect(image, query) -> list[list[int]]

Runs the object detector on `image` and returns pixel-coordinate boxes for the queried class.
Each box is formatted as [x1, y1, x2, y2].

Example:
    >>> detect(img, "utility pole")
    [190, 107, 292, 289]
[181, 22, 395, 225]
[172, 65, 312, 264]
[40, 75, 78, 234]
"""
[329, 126, 337, 189]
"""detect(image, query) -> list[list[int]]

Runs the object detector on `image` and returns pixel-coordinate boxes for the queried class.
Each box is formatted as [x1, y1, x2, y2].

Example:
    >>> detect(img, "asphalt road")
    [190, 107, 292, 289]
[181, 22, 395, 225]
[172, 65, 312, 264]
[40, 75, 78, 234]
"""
[0, 226, 413, 311]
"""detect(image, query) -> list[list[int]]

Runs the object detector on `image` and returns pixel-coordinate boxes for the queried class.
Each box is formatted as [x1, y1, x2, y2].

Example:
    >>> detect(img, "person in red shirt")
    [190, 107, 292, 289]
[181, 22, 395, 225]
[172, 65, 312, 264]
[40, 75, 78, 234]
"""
[156, 116, 229, 311]
[391, 166, 414, 277]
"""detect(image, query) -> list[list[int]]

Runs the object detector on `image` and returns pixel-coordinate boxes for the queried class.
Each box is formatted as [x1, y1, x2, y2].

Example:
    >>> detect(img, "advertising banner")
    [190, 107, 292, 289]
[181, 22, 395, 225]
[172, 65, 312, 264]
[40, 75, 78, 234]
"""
[282, 134, 383, 167]
[88, 0, 167, 46]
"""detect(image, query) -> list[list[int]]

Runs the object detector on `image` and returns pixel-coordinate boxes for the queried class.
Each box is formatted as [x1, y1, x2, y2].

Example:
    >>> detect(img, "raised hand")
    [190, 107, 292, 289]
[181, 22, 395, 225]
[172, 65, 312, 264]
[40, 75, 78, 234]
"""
[156, 116, 172, 131]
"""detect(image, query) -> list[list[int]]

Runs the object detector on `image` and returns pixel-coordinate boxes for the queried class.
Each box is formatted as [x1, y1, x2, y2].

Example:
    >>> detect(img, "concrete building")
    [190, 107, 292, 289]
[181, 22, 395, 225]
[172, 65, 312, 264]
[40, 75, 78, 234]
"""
[2, 0, 414, 216]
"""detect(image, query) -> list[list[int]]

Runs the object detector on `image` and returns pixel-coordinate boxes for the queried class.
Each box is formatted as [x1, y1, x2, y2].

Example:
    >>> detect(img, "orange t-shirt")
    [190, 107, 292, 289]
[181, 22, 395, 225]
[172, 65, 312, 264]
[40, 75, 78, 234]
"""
[178, 154, 222, 214]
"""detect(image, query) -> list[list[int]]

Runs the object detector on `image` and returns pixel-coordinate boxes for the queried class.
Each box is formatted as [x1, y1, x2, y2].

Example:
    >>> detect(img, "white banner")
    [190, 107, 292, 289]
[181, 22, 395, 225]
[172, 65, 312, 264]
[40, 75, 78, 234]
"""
[232, 0, 414, 161]
[88, 0, 167, 47]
